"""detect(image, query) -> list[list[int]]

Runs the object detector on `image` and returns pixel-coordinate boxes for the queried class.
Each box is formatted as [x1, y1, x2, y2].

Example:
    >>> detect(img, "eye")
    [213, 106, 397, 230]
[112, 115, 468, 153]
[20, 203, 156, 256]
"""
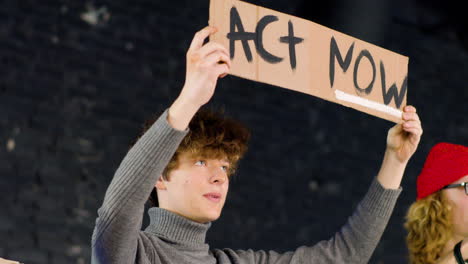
[195, 160, 206, 166]
[221, 165, 229, 172]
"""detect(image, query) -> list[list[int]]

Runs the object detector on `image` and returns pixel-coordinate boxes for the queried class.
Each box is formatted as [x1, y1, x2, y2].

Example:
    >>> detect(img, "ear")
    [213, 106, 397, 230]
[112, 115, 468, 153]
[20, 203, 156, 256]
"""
[155, 175, 167, 190]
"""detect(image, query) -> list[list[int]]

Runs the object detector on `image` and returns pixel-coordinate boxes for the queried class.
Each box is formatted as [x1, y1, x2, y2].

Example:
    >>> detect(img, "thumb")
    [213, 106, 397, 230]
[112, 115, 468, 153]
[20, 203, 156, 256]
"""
[387, 124, 402, 144]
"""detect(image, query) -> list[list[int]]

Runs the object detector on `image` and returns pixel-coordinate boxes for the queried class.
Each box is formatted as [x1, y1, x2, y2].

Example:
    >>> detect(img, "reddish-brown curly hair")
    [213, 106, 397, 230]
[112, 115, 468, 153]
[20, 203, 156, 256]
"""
[134, 108, 251, 207]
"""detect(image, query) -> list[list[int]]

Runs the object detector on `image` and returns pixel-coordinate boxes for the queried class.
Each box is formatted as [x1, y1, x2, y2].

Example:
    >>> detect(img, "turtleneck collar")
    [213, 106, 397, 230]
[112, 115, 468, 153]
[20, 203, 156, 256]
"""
[145, 207, 212, 245]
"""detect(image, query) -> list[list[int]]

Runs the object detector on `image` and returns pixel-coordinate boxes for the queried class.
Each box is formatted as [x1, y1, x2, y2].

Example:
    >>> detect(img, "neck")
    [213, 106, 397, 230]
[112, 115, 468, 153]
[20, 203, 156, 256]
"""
[159, 206, 208, 224]
[145, 207, 211, 245]
[442, 234, 466, 256]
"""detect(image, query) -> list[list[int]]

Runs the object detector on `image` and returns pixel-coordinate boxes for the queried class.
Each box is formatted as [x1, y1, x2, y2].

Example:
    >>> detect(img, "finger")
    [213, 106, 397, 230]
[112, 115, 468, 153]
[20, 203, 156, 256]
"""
[402, 123, 423, 136]
[202, 51, 231, 69]
[188, 43, 230, 66]
[189, 26, 218, 51]
[387, 124, 402, 144]
[402, 112, 421, 123]
[0, 258, 17, 264]
[218, 63, 230, 78]
[403, 105, 417, 113]
[402, 120, 422, 129]
[403, 127, 422, 138]
[402, 123, 422, 132]
[196, 42, 229, 60]
[402, 120, 421, 129]
[387, 123, 402, 136]
[215, 63, 230, 78]
[0, 260, 20, 264]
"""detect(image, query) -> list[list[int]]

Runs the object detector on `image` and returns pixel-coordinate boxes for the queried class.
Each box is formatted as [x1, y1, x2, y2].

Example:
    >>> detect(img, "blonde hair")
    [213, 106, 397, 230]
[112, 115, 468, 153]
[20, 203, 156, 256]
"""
[404, 191, 453, 264]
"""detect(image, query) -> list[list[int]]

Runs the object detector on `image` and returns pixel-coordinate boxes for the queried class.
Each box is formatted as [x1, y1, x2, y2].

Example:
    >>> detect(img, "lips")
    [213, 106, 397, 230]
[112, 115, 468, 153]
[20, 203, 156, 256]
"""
[203, 192, 222, 203]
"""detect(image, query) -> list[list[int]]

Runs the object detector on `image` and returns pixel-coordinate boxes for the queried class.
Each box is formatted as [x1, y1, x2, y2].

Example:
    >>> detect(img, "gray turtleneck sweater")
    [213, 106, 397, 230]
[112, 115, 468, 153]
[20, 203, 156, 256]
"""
[91, 109, 402, 264]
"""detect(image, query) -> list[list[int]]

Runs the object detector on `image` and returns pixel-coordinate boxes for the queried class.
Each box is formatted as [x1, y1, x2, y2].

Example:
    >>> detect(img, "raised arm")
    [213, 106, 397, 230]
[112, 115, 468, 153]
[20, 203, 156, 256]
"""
[91, 26, 231, 264]
[377, 105, 423, 189]
[307, 105, 423, 263]
[225, 106, 423, 264]
[169, 26, 231, 130]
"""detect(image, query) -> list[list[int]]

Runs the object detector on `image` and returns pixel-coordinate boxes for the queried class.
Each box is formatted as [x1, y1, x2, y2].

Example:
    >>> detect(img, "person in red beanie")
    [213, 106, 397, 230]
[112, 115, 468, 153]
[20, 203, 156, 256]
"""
[405, 142, 468, 264]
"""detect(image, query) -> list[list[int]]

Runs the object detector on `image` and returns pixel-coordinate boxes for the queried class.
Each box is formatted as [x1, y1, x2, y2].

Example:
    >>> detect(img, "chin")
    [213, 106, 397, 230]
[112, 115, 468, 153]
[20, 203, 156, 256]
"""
[198, 210, 222, 223]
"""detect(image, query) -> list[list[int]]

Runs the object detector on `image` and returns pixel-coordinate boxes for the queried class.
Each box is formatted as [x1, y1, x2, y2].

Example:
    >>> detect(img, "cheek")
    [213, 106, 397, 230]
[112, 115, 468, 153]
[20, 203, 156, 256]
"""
[180, 179, 197, 196]
[460, 200, 468, 221]
[180, 176, 203, 195]
[451, 198, 468, 231]
[222, 183, 229, 201]
[168, 176, 193, 195]
[182, 178, 191, 185]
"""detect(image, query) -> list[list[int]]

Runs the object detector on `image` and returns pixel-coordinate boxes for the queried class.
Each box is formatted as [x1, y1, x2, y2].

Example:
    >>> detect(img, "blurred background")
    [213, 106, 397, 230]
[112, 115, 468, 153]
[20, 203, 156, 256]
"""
[0, 0, 466, 263]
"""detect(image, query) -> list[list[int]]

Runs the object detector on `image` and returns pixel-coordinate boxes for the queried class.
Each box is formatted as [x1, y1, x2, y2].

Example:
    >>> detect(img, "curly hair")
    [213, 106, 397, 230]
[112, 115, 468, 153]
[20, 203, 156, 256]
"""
[135, 108, 251, 208]
[404, 191, 453, 264]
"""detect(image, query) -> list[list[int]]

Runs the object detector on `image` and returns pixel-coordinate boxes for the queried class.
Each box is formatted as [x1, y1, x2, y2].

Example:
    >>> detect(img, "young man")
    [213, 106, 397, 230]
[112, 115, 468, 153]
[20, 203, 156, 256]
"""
[91, 26, 423, 264]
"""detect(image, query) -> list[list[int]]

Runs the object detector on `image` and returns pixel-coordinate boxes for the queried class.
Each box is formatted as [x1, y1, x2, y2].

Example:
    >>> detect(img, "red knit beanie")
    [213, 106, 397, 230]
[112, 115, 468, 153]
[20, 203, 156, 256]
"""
[416, 142, 468, 200]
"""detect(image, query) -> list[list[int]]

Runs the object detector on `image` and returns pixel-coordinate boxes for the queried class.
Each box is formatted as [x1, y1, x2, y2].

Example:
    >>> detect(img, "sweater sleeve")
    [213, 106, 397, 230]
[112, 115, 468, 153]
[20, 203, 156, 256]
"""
[219, 178, 401, 264]
[91, 109, 188, 264]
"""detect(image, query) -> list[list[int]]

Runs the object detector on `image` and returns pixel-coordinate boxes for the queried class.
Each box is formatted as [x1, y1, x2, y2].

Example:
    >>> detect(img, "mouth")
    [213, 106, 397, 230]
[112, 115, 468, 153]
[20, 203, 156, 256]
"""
[203, 193, 222, 203]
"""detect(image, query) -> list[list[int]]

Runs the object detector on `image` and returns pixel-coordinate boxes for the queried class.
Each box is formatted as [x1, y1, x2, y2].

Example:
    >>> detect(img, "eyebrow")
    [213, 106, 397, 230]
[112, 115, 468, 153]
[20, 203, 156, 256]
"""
[191, 157, 230, 164]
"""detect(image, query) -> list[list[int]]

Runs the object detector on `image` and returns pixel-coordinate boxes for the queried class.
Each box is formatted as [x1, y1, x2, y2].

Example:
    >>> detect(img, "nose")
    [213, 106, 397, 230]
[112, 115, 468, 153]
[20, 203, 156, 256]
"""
[209, 167, 227, 185]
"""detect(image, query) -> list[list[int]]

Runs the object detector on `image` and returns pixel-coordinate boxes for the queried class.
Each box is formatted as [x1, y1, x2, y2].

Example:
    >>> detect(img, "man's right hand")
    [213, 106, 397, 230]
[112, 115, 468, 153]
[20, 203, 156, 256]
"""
[181, 26, 231, 107]
[168, 26, 231, 130]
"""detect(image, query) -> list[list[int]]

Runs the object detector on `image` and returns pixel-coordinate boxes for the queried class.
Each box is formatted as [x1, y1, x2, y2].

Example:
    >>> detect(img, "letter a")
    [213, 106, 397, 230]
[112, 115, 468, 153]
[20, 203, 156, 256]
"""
[226, 7, 256, 62]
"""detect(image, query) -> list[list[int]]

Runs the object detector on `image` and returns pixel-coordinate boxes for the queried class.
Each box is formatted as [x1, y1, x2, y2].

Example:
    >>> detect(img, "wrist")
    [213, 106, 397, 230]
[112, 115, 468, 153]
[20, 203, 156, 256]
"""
[376, 149, 408, 189]
[167, 96, 201, 131]
[178, 83, 210, 108]
[384, 148, 409, 166]
[174, 92, 203, 111]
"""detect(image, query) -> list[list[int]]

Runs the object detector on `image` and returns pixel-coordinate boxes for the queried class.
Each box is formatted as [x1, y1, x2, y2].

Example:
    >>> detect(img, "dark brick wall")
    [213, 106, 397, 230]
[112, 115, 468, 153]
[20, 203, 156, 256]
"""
[0, 0, 466, 263]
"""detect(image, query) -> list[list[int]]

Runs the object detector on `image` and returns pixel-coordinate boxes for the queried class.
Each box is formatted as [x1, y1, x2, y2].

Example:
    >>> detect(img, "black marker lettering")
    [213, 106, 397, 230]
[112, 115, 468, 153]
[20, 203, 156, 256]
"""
[227, 6, 305, 70]
[353, 49, 376, 95]
[255, 15, 283, 63]
[227, 7, 255, 61]
[329, 37, 355, 88]
[380, 61, 407, 108]
[280, 20, 304, 70]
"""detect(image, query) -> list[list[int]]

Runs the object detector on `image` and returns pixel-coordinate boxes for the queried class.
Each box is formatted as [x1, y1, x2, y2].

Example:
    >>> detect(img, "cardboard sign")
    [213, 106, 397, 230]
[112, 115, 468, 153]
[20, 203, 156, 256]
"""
[209, 0, 408, 123]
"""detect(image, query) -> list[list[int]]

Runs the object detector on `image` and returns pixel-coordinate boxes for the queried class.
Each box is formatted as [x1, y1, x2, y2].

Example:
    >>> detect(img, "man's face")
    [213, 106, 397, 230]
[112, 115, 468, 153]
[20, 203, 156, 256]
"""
[156, 152, 230, 223]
